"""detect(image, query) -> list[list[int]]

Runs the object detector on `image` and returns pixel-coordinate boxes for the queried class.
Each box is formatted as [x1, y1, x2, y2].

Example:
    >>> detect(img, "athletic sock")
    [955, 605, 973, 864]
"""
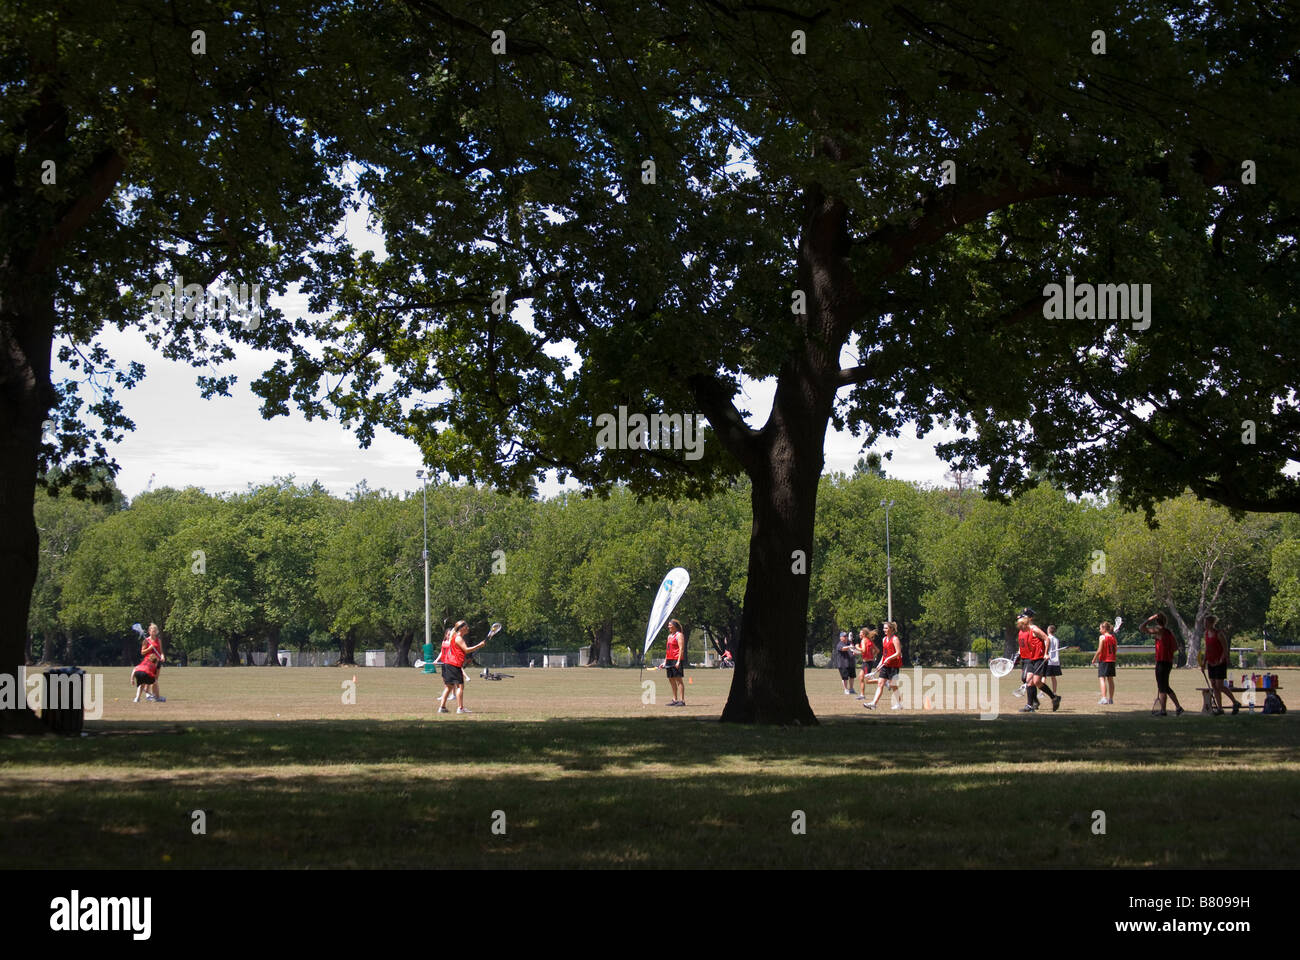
[1027, 687, 1038, 706]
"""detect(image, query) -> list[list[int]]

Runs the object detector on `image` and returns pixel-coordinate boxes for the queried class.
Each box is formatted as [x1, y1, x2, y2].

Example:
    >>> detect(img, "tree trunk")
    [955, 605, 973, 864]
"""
[393, 628, 414, 667]
[225, 634, 241, 666]
[0, 283, 57, 733]
[594, 621, 613, 666]
[265, 627, 281, 666]
[720, 400, 824, 725]
[710, 175, 858, 723]
[121, 634, 136, 666]
[339, 627, 357, 666]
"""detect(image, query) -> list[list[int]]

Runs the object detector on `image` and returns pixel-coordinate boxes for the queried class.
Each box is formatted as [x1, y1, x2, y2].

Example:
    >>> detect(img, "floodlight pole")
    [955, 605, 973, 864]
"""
[882, 499, 896, 624]
[417, 470, 430, 655]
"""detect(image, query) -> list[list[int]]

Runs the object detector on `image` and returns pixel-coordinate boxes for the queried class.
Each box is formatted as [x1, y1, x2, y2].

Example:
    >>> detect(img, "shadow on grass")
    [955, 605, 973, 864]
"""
[2, 716, 1296, 868]
[3, 713, 1297, 770]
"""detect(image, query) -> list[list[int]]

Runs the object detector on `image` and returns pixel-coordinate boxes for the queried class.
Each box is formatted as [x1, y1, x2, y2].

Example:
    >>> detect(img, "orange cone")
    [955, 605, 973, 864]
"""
[688, 677, 693, 684]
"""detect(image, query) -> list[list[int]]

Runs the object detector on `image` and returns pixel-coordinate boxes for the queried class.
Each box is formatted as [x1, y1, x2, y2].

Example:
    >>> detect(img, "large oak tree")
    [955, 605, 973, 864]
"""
[259, 2, 1298, 721]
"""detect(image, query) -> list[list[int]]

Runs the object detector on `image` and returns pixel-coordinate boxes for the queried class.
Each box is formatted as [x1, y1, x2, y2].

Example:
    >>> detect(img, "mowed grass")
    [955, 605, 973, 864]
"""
[2, 666, 1296, 868]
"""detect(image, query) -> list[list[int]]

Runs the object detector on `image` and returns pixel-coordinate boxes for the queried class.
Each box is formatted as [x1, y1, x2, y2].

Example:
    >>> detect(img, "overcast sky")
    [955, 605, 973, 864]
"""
[77, 322, 969, 502]
[65, 206, 973, 502]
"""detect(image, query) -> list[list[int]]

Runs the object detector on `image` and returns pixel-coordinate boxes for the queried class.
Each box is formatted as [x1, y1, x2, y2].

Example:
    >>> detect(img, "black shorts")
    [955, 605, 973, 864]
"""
[1207, 663, 1227, 680]
[879, 666, 899, 681]
[1155, 661, 1174, 694]
[441, 664, 464, 685]
[1045, 664, 1062, 677]
[132, 671, 155, 687]
[1025, 659, 1046, 676]
[839, 666, 857, 680]
[665, 664, 684, 679]
[1097, 662, 1116, 678]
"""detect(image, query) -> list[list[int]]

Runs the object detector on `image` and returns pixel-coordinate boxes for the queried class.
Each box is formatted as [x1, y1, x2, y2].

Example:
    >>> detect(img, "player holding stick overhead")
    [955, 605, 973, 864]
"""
[1091, 620, 1118, 704]
[1016, 609, 1061, 713]
[1141, 613, 1185, 716]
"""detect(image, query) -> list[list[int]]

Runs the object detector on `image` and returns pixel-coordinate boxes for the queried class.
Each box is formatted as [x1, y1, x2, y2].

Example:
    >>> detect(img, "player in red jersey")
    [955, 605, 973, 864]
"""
[137, 623, 166, 702]
[1141, 613, 1184, 716]
[1016, 609, 1061, 712]
[1203, 615, 1240, 715]
[664, 619, 687, 706]
[437, 620, 487, 715]
[857, 628, 879, 699]
[131, 646, 160, 703]
[865, 622, 903, 710]
[1091, 621, 1118, 704]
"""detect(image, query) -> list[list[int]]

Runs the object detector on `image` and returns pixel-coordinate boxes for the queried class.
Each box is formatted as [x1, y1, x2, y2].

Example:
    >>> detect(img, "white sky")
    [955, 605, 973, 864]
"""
[78, 323, 968, 500]
[63, 205, 971, 502]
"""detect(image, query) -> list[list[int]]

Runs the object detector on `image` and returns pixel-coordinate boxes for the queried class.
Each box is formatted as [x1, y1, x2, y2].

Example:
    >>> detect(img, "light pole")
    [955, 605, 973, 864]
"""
[416, 470, 430, 659]
[882, 499, 896, 624]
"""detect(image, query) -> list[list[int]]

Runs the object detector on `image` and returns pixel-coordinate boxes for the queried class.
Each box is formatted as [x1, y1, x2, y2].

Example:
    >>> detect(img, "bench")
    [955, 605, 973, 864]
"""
[1196, 685, 1281, 713]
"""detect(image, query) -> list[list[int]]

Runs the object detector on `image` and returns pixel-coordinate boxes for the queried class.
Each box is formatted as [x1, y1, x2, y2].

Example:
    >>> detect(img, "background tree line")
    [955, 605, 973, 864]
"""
[28, 469, 1300, 668]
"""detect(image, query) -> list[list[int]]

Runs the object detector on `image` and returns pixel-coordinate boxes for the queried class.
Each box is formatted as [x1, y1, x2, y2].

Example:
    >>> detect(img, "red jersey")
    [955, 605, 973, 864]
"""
[134, 655, 158, 679]
[443, 634, 466, 668]
[1018, 628, 1045, 660]
[882, 637, 901, 666]
[1204, 629, 1225, 665]
[861, 640, 877, 662]
[1154, 627, 1178, 663]
[1098, 633, 1117, 662]
[666, 632, 683, 662]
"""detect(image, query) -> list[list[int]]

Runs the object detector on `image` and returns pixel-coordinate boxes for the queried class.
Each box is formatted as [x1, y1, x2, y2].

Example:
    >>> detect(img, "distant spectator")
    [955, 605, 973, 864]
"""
[835, 631, 857, 695]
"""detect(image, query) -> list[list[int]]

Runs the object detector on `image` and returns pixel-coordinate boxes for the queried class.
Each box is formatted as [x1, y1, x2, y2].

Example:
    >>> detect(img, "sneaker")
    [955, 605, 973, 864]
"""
[1232, 703, 1240, 715]
[132, 695, 141, 703]
[855, 695, 866, 700]
[1107, 699, 1114, 704]
[437, 706, 449, 714]
[863, 703, 875, 710]
[843, 689, 852, 695]
[1051, 695, 1061, 712]
[1213, 708, 1223, 716]
[1175, 706, 1184, 716]
[153, 696, 166, 703]
[145, 694, 157, 702]
[1098, 697, 1109, 704]
[457, 707, 471, 714]
[1019, 704, 1036, 713]
[890, 703, 902, 711]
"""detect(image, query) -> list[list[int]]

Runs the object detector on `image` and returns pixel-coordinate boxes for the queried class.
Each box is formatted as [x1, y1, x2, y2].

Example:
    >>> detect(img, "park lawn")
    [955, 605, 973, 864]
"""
[1, 667, 1295, 868]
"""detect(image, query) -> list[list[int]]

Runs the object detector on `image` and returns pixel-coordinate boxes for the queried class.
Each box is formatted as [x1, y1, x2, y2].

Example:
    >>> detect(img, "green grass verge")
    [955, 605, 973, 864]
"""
[2, 667, 1296, 868]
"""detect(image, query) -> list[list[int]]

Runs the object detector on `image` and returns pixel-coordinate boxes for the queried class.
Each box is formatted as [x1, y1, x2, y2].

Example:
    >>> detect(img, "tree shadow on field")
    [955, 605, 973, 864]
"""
[3, 714, 1296, 773]
[2, 715, 1298, 868]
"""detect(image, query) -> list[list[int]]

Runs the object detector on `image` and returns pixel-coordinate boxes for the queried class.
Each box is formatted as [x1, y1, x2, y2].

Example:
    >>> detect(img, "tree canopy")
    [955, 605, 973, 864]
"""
[5, 2, 1298, 726]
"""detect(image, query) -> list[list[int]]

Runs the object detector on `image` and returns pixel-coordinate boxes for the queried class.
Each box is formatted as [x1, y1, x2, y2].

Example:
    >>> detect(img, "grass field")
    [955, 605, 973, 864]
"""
[3, 665, 1296, 868]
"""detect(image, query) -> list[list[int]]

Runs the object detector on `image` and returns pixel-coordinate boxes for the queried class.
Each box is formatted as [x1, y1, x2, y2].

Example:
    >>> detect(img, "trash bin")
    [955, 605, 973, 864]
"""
[41, 667, 86, 736]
